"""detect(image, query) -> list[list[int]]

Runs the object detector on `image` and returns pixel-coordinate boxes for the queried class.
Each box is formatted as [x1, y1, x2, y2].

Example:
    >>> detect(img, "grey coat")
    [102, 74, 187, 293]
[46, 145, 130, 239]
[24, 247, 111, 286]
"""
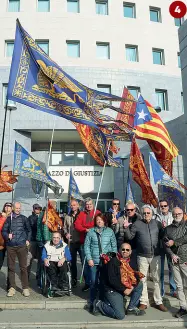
[164, 220, 187, 264]
[63, 212, 80, 243]
[115, 213, 142, 248]
[124, 217, 163, 257]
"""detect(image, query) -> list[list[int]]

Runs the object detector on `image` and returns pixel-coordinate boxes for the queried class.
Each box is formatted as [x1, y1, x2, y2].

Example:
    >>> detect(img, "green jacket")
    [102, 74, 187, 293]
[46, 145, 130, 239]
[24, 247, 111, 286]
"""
[84, 227, 117, 265]
[36, 211, 52, 243]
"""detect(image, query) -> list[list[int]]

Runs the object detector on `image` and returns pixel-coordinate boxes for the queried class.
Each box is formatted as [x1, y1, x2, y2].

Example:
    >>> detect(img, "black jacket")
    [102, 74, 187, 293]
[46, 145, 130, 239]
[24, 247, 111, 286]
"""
[164, 220, 187, 264]
[101, 256, 127, 295]
[124, 218, 163, 257]
[28, 212, 39, 241]
[2, 213, 31, 247]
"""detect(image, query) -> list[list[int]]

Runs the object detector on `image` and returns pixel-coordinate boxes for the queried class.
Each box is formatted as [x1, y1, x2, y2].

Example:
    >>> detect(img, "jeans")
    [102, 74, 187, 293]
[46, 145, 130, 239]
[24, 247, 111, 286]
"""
[70, 242, 82, 281]
[0, 249, 5, 270]
[80, 244, 90, 286]
[128, 281, 143, 309]
[89, 265, 104, 305]
[160, 251, 176, 296]
[98, 290, 125, 320]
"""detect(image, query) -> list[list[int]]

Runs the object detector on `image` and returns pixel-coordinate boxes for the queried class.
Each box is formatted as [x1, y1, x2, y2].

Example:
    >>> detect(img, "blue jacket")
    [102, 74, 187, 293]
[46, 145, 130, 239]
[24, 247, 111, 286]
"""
[2, 213, 31, 247]
[84, 227, 117, 265]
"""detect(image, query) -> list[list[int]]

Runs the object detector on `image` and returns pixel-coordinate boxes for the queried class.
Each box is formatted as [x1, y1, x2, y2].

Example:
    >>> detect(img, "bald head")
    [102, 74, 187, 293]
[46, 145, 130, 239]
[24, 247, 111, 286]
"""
[70, 199, 79, 213]
[120, 243, 132, 259]
[13, 202, 21, 215]
[172, 207, 183, 222]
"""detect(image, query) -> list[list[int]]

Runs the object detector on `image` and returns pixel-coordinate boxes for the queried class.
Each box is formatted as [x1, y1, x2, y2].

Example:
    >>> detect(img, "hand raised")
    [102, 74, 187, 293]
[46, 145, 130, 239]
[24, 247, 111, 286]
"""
[123, 218, 132, 229]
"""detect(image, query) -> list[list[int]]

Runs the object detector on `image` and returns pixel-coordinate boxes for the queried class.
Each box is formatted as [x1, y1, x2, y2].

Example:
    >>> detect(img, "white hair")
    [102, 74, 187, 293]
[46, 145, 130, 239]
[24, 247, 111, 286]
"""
[141, 204, 153, 215]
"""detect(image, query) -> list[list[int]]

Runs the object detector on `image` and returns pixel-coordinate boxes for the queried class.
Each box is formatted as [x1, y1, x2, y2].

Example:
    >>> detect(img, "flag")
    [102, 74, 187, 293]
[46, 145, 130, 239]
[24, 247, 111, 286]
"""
[125, 176, 135, 203]
[116, 87, 136, 129]
[13, 141, 62, 192]
[0, 176, 13, 193]
[1, 171, 18, 184]
[7, 20, 132, 139]
[68, 169, 84, 213]
[43, 201, 63, 232]
[31, 179, 43, 198]
[158, 185, 185, 212]
[73, 123, 124, 167]
[129, 139, 158, 207]
[134, 95, 178, 169]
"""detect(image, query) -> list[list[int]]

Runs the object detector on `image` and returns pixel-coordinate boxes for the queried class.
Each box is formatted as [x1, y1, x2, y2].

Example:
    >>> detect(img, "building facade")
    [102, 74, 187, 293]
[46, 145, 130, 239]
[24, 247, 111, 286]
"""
[0, 0, 185, 215]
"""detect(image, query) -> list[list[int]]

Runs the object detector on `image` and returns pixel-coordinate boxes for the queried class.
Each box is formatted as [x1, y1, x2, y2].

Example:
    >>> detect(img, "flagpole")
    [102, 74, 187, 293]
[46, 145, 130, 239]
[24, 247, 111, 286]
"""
[0, 101, 8, 175]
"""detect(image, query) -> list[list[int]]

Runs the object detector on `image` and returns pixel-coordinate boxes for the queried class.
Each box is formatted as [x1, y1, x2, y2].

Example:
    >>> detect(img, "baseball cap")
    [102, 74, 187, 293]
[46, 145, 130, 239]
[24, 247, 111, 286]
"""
[33, 203, 42, 210]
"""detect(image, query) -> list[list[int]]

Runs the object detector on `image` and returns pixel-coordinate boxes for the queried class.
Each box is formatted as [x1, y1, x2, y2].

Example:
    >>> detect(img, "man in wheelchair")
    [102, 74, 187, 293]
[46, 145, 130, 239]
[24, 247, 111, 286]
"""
[42, 231, 71, 291]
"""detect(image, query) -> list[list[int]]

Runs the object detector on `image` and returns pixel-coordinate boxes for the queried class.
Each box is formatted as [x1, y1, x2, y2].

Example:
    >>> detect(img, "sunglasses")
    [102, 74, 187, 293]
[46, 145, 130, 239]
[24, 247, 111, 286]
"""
[122, 248, 130, 252]
[113, 203, 120, 205]
[126, 209, 135, 212]
[143, 212, 151, 215]
[174, 213, 183, 216]
[160, 205, 168, 208]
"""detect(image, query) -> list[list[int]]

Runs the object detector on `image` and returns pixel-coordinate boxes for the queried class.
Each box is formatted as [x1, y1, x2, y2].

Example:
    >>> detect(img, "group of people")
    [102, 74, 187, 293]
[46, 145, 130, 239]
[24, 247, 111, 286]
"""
[0, 197, 187, 320]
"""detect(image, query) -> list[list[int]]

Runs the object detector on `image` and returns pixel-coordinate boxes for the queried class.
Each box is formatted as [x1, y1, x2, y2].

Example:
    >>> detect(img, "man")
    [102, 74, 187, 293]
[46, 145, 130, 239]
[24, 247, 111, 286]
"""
[27, 203, 42, 280]
[2, 202, 31, 297]
[115, 201, 141, 268]
[105, 199, 123, 232]
[124, 205, 167, 312]
[74, 198, 100, 291]
[93, 243, 145, 319]
[158, 200, 177, 298]
[164, 207, 187, 318]
[42, 231, 71, 290]
[63, 199, 81, 287]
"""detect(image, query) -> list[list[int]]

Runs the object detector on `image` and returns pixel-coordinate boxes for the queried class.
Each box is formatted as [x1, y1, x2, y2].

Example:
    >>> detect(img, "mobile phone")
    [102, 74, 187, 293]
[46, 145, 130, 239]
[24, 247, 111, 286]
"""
[163, 237, 169, 243]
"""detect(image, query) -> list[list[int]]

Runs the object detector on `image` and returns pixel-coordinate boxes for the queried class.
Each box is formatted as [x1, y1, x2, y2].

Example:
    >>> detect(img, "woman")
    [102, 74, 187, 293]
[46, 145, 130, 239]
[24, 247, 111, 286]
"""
[0, 202, 12, 270]
[84, 213, 117, 312]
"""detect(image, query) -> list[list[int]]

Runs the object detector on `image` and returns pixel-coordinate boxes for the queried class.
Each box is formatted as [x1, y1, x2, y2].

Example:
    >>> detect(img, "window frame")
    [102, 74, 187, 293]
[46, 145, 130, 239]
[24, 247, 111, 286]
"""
[37, 0, 50, 12]
[67, 0, 80, 13]
[174, 17, 184, 27]
[8, 0, 20, 12]
[125, 44, 138, 62]
[149, 6, 161, 23]
[66, 40, 80, 58]
[178, 52, 181, 68]
[181, 92, 184, 113]
[96, 42, 110, 59]
[5, 40, 14, 57]
[2, 83, 16, 107]
[35, 40, 49, 55]
[95, 0, 108, 15]
[127, 86, 141, 99]
[155, 89, 168, 111]
[152, 48, 165, 65]
[123, 2, 136, 18]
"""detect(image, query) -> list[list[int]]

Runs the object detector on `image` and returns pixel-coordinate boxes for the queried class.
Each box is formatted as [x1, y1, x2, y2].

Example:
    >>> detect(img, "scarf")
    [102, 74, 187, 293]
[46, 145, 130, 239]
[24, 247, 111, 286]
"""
[117, 253, 144, 288]
[108, 208, 122, 219]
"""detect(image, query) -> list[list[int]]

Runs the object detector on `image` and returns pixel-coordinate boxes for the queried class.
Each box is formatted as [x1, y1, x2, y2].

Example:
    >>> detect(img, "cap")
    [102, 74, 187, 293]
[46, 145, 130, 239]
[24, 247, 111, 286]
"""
[33, 203, 42, 210]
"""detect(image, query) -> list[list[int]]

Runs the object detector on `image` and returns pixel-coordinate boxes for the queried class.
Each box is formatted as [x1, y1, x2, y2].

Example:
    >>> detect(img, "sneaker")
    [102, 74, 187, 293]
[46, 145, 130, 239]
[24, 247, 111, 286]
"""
[175, 308, 187, 318]
[171, 291, 178, 298]
[7, 287, 16, 297]
[139, 304, 147, 311]
[22, 289, 30, 297]
[126, 307, 146, 316]
[92, 299, 101, 315]
[82, 284, 90, 292]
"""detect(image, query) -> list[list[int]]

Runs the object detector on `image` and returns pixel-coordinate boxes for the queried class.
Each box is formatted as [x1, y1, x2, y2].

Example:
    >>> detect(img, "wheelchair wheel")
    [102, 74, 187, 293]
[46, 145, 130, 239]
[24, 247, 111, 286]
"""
[41, 265, 48, 297]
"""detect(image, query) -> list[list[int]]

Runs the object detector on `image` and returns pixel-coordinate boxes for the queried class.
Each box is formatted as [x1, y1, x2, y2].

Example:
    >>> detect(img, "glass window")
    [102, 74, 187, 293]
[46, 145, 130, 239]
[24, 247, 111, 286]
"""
[181, 92, 184, 113]
[63, 151, 75, 166]
[97, 84, 111, 94]
[5, 41, 14, 57]
[67, 0, 79, 13]
[152, 48, 164, 65]
[3, 84, 16, 108]
[97, 201, 105, 213]
[36, 40, 49, 55]
[37, 0, 50, 12]
[150, 7, 161, 22]
[178, 52, 181, 68]
[67, 41, 80, 58]
[96, 1, 108, 15]
[125, 45, 138, 62]
[96, 42, 110, 59]
[175, 17, 184, 27]
[76, 152, 88, 165]
[123, 2, 135, 18]
[127, 86, 140, 99]
[8, 0, 20, 12]
[155, 89, 168, 111]
[51, 153, 62, 166]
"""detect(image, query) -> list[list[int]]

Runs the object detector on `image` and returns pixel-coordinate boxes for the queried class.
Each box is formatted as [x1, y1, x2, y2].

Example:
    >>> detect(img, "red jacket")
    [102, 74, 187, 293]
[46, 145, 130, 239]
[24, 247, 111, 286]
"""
[0, 215, 6, 250]
[74, 209, 101, 244]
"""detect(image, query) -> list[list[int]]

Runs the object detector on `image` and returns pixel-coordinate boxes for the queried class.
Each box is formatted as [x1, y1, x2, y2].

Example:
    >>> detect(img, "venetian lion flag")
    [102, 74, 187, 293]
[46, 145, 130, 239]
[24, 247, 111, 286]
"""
[43, 201, 63, 232]
[0, 176, 13, 193]
[134, 95, 178, 174]
[129, 138, 158, 207]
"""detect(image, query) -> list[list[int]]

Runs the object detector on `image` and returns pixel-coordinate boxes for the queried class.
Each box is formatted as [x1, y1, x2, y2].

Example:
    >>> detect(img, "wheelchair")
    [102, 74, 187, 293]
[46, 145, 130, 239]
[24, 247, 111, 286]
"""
[40, 262, 72, 298]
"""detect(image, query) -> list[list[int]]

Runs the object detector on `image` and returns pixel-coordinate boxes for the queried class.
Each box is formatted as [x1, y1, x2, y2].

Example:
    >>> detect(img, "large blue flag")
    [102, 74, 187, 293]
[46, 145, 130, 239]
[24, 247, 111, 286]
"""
[7, 20, 132, 139]
[125, 176, 135, 203]
[14, 141, 62, 192]
[149, 153, 182, 191]
[68, 169, 84, 213]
